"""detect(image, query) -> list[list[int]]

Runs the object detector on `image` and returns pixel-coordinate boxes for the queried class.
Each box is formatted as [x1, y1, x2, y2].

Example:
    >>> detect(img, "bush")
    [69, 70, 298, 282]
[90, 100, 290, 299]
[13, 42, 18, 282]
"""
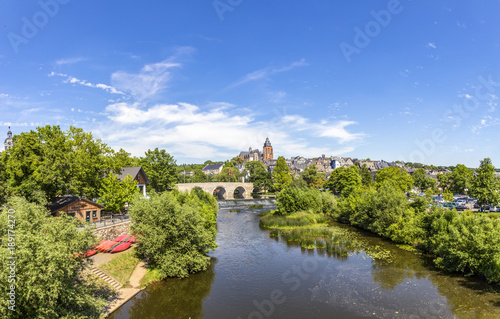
[276, 187, 323, 215]
[129, 189, 217, 279]
[0, 197, 106, 319]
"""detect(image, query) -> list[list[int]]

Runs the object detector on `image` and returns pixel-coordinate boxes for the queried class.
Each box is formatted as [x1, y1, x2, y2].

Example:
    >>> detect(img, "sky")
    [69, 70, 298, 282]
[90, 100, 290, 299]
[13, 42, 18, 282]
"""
[1, 0, 500, 167]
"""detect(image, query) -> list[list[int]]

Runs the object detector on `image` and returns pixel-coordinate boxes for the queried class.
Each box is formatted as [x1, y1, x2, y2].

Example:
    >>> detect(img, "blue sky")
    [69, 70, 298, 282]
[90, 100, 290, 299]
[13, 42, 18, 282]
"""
[1, 0, 500, 167]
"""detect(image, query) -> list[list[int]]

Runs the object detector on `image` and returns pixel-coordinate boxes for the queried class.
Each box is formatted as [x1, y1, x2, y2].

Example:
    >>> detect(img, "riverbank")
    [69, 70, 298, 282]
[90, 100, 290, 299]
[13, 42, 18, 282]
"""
[90, 251, 149, 317]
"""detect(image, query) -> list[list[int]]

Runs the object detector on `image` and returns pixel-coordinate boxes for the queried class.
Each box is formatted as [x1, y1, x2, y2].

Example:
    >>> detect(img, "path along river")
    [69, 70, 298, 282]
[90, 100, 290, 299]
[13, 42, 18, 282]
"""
[109, 201, 500, 319]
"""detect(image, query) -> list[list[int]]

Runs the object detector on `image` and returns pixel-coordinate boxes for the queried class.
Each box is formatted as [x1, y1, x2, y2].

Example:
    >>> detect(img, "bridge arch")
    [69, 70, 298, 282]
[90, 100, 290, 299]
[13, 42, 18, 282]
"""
[176, 182, 254, 200]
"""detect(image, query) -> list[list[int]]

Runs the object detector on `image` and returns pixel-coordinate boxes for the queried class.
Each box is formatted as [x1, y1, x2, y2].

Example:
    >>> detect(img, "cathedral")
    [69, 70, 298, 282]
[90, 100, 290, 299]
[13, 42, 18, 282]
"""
[4, 126, 13, 151]
[238, 137, 274, 162]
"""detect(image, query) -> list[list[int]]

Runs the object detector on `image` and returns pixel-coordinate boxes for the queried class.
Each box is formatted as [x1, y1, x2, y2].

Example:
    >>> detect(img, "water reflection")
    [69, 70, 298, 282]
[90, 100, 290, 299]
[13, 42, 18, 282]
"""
[109, 259, 216, 319]
[109, 207, 500, 319]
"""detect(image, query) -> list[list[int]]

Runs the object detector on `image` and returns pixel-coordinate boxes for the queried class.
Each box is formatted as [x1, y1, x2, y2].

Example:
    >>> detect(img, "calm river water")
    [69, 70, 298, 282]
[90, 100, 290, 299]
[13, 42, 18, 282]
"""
[109, 203, 500, 319]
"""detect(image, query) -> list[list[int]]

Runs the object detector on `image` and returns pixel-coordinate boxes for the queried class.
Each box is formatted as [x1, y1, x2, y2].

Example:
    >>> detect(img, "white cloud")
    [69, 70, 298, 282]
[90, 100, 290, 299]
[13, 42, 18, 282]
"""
[228, 59, 308, 89]
[427, 42, 437, 49]
[49, 72, 124, 95]
[111, 61, 180, 100]
[55, 57, 87, 65]
[317, 121, 364, 143]
[94, 101, 364, 160]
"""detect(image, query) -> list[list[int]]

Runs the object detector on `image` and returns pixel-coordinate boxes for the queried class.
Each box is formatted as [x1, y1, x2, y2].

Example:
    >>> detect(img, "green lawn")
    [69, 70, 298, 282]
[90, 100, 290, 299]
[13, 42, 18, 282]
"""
[100, 248, 141, 286]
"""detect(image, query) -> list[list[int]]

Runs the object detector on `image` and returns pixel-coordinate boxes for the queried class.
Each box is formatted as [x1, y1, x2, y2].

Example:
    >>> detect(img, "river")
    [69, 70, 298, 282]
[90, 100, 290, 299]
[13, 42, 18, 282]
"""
[108, 201, 500, 319]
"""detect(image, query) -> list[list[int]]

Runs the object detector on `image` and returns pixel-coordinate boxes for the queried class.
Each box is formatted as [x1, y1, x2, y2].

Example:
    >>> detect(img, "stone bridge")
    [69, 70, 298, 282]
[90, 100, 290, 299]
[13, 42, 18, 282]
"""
[176, 182, 254, 199]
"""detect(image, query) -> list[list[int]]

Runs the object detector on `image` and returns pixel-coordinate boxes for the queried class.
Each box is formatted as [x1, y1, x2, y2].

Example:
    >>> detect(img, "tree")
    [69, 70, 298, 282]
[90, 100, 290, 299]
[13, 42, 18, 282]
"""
[324, 166, 361, 196]
[129, 190, 217, 279]
[449, 164, 474, 194]
[469, 158, 500, 206]
[65, 126, 115, 199]
[1, 125, 114, 202]
[0, 197, 110, 318]
[359, 165, 373, 187]
[301, 164, 326, 188]
[245, 161, 272, 193]
[375, 167, 414, 192]
[437, 173, 451, 192]
[112, 148, 140, 169]
[140, 148, 178, 192]
[192, 168, 209, 183]
[412, 168, 436, 192]
[231, 156, 244, 166]
[218, 161, 240, 182]
[272, 156, 292, 192]
[98, 174, 138, 212]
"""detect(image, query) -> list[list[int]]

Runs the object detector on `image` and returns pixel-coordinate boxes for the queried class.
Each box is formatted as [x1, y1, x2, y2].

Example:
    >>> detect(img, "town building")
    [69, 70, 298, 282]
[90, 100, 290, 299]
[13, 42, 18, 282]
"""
[47, 196, 103, 224]
[117, 166, 150, 197]
[238, 137, 274, 163]
[263, 137, 273, 160]
[4, 126, 13, 151]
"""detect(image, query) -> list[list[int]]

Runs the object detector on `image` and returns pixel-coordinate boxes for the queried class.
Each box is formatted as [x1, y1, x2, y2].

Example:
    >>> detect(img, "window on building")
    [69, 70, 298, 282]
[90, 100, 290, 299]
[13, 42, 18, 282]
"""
[92, 210, 97, 218]
[68, 212, 76, 218]
[86, 211, 91, 222]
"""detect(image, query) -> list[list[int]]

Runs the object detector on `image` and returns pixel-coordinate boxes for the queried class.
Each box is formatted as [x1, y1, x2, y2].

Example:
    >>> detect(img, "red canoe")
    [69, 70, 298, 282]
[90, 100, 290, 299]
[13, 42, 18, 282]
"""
[110, 242, 131, 253]
[114, 234, 129, 242]
[126, 236, 136, 243]
[85, 249, 98, 257]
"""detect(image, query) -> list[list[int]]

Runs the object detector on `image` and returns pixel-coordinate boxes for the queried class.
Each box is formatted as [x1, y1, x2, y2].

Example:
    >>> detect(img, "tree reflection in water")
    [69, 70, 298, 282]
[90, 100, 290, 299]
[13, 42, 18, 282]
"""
[110, 259, 216, 319]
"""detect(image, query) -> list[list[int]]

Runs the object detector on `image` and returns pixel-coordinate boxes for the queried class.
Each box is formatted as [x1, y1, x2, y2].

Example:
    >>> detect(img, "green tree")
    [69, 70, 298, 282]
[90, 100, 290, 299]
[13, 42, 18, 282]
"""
[375, 167, 414, 192]
[218, 161, 240, 182]
[112, 148, 140, 169]
[129, 190, 217, 279]
[469, 158, 500, 206]
[359, 165, 373, 187]
[2, 125, 113, 202]
[98, 174, 138, 212]
[0, 197, 109, 318]
[276, 187, 324, 215]
[66, 126, 115, 199]
[192, 168, 210, 183]
[140, 148, 178, 192]
[412, 168, 436, 192]
[437, 173, 450, 192]
[272, 156, 292, 192]
[245, 161, 272, 192]
[324, 166, 361, 196]
[443, 190, 454, 202]
[449, 164, 474, 194]
[231, 156, 244, 166]
[301, 164, 326, 188]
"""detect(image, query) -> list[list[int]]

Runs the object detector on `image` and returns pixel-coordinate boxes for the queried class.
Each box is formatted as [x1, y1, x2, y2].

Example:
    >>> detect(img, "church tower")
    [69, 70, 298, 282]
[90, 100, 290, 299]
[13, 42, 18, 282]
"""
[263, 137, 273, 161]
[4, 126, 13, 151]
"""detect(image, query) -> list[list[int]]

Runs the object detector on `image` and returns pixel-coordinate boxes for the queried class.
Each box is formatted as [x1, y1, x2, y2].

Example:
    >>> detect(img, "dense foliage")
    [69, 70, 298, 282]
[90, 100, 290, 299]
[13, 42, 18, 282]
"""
[374, 167, 414, 192]
[98, 173, 138, 212]
[244, 161, 272, 193]
[272, 156, 292, 191]
[300, 164, 326, 189]
[0, 197, 106, 318]
[129, 189, 218, 279]
[0, 125, 116, 203]
[469, 158, 500, 206]
[275, 186, 337, 216]
[323, 166, 361, 196]
[140, 148, 178, 192]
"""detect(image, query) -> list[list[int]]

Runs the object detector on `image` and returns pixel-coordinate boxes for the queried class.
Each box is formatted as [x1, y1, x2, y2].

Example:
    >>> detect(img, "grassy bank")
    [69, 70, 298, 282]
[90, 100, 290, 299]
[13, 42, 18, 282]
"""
[100, 248, 142, 286]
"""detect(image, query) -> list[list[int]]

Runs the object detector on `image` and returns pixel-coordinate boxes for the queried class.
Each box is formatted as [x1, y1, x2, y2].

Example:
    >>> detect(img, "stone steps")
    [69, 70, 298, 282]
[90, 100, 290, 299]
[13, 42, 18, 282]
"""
[89, 266, 123, 290]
